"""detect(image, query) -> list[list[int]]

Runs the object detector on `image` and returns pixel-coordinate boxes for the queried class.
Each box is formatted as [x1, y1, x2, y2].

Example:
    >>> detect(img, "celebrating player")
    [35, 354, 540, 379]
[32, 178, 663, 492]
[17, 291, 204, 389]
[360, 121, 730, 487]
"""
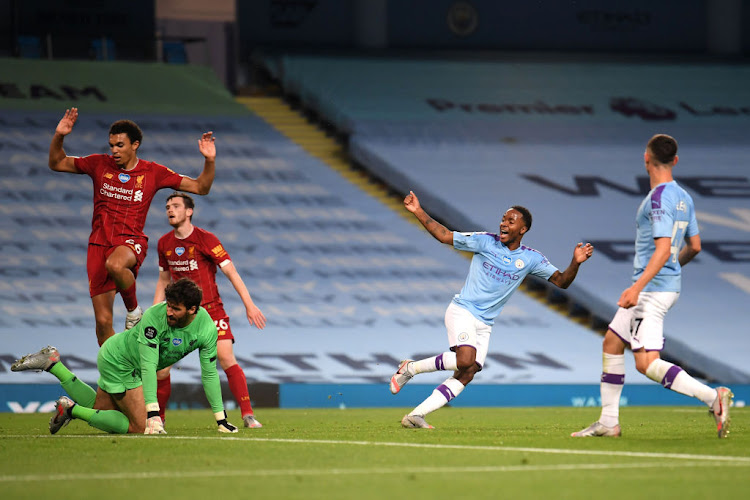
[48, 108, 217, 346]
[11, 278, 237, 435]
[390, 191, 594, 429]
[572, 134, 733, 438]
[153, 192, 266, 428]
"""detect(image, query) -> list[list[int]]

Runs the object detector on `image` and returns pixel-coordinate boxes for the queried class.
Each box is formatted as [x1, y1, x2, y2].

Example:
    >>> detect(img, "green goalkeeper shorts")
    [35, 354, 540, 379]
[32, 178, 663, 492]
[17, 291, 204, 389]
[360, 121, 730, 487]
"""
[96, 338, 142, 394]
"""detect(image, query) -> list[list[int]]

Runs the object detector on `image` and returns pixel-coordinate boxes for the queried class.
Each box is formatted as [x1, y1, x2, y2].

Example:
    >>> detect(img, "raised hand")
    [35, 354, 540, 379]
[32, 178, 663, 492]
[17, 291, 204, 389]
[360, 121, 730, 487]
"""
[198, 131, 216, 160]
[55, 108, 79, 136]
[573, 242, 595, 264]
[404, 190, 421, 213]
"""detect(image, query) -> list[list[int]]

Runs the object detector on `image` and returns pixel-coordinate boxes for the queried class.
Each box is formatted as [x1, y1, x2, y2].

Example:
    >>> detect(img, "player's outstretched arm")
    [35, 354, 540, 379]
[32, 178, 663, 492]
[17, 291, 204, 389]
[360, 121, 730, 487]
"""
[221, 262, 266, 329]
[404, 190, 454, 245]
[48, 108, 82, 173]
[548, 242, 594, 289]
[178, 131, 216, 195]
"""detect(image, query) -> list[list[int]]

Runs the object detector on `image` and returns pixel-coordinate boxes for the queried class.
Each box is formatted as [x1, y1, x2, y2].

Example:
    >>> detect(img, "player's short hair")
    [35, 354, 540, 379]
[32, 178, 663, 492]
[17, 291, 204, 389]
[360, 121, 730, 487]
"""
[647, 134, 678, 165]
[109, 120, 143, 146]
[511, 205, 532, 232]
[166, 192, 195, 220]
[165, 278, 203, 311]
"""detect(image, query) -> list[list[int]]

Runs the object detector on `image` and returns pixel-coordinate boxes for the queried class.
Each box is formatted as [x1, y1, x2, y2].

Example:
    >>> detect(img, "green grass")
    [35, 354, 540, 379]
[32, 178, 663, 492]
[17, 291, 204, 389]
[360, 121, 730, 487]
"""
[1, 407, 748, 499]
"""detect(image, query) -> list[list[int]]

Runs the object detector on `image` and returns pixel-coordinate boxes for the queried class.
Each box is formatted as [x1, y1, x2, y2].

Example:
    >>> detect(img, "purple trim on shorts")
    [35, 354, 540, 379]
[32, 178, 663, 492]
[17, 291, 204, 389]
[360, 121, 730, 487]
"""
[435, 353, 445, 371]
[661, 365, 683, 389]
[608, 327, 630, 345]
[601, 372, 625, 385]
[436, 383, 456, 402]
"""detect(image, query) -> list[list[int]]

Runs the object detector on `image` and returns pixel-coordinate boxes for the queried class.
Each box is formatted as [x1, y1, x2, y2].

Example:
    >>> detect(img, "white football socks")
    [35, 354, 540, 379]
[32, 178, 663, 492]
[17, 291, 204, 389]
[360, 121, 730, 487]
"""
[645, 359, 717, 405]
[410, 377, 465, 417]
[411, 352, 457, 375]
[599, 353, 625, 428]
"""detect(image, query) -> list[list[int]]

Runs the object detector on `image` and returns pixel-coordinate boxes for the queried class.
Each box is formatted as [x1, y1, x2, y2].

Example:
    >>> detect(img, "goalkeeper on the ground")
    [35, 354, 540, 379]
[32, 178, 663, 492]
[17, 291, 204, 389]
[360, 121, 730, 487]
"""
[12, 277, 237, 434]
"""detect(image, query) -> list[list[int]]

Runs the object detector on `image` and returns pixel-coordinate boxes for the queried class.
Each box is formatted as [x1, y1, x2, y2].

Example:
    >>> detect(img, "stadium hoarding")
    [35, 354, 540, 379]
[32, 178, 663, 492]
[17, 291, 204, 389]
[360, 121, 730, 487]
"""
[2, 382, 747, 413]
[0, 58, 249, 115]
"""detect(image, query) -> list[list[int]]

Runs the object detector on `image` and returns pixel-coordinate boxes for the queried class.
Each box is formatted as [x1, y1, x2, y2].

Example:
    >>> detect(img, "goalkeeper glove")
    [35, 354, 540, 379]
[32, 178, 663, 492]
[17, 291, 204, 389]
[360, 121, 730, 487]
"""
[145, 415, 166, 434]
[215, 410, 238, 433]
[144, 403, 166, 434]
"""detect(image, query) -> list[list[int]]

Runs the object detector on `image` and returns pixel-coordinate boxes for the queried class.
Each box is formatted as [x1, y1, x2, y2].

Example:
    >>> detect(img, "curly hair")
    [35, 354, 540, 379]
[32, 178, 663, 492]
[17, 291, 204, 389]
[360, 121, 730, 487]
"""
[165, 278, 203, 311]
[109, 119, 143, 146]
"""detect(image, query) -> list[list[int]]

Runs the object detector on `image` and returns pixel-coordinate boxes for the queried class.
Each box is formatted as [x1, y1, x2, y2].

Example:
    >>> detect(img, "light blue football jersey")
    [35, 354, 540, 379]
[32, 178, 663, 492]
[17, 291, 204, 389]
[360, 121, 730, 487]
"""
[452, 231, 558, 325]
[633, 181, 699, 292]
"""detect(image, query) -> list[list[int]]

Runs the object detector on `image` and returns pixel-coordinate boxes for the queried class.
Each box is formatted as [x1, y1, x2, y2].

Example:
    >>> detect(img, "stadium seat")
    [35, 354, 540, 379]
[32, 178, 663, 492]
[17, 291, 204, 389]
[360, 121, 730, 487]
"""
[17, 35, 42, 59]
[91, 37, 116, 60]
[163, 41, 187, 64]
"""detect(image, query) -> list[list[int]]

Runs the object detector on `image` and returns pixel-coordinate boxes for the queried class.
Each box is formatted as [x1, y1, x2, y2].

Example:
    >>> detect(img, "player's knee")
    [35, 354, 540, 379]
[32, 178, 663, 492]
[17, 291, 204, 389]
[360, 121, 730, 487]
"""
[218, 354, 238, 371]
[456, 352, 477, 371]
[104, 259, 125, 277]
[95, 318, 113, 335]
[602, 330, 625, 354]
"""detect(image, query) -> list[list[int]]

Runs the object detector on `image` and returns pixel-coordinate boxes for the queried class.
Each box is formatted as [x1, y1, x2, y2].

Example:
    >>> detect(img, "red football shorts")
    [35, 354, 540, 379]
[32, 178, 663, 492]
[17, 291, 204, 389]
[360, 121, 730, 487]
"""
[206, 305, 234, 343]
[87, 238, 148, 297]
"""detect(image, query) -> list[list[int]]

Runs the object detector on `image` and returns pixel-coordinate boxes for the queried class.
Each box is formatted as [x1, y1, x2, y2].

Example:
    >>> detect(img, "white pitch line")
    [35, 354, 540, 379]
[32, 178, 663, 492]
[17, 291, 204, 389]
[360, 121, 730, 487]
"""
[1, 461, 748, 483]
[4, 434, 750, 463]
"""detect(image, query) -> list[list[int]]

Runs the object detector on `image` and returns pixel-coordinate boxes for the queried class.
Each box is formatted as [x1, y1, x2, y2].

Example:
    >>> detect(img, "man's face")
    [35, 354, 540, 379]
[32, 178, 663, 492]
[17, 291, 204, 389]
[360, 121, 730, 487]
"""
[109, 133, 138, 168]
[165, 197, 192, 228]
[166, 301, 196, 328]
[498, 208, 526, 245]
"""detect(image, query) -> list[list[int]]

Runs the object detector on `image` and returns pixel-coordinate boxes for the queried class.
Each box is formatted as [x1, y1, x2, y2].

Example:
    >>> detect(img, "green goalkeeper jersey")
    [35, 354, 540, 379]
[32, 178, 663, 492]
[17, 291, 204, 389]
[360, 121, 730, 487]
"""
[105, 302, 223, 413]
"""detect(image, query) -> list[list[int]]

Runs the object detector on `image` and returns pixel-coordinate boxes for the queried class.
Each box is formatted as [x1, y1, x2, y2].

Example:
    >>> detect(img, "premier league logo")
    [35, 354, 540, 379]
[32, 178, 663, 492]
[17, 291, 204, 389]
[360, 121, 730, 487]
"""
[175, 247, 185, 256]
[118, 173, 131, 183]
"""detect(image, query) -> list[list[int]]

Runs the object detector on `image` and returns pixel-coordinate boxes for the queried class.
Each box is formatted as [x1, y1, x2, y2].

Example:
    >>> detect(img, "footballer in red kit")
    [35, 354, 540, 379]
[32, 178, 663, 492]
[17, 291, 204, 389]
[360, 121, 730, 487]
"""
[154, 192, 266, 428]
[48, 108, 217, 346]
[77, 155, 183, 298]
[157, 227, 229, 326]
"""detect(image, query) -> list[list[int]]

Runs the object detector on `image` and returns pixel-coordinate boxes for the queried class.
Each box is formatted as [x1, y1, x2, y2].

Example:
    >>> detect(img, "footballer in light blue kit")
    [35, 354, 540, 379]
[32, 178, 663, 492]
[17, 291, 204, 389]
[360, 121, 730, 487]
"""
[390, 190, 595, 429]
[572, 134, 733, 440]
[632, 181, 698, 293]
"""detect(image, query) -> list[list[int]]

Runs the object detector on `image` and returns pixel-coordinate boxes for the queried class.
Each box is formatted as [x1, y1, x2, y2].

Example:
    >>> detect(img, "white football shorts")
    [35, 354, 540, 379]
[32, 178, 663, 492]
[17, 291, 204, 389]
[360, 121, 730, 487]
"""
[608, 291, 679, 351]
[445, 301, 491, 368]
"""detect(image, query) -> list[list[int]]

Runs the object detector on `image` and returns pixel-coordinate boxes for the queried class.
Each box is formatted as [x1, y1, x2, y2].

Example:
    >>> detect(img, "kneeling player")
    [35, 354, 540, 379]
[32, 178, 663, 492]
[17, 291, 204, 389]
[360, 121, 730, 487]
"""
[12, 278, 236, 435]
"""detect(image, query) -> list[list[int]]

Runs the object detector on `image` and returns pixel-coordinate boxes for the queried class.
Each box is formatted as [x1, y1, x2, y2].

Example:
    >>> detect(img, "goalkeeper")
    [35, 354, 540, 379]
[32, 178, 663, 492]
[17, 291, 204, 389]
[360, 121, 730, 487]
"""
[11, 277, 237, 435]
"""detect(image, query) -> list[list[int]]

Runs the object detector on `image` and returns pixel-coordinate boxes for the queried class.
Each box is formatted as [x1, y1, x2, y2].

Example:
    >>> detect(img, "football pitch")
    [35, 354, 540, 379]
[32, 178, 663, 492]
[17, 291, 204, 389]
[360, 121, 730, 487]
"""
[1, 406, 747, 499]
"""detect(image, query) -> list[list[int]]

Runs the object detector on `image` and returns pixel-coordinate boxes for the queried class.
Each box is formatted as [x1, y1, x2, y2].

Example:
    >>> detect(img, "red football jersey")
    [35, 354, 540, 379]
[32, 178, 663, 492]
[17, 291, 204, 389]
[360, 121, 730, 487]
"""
[157, 227, 230, 312]
[75, 155, 183, 246]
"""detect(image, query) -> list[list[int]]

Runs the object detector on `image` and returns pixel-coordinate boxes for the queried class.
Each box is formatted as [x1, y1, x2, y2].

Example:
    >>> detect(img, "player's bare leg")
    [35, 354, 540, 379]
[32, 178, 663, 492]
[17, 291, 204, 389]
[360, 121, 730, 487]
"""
[111, 386, 148, 433]
[105, 245, 142, 328]
[91, 291, 116, 346]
